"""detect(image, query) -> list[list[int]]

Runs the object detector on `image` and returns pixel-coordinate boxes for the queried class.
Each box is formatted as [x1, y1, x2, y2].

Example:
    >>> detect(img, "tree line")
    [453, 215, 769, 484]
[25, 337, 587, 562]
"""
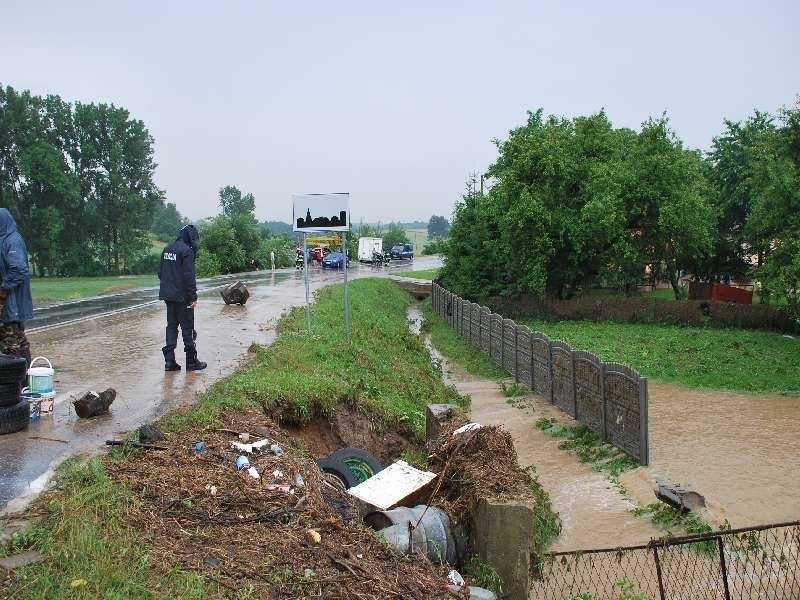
[440, 103, 800, 319]
[0, 84, 164, 276]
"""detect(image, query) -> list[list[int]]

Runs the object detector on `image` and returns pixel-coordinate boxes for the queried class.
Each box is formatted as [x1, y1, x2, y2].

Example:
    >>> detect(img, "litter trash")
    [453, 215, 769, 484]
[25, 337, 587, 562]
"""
[238, 432, 250, 442]
[452, 422, 482, 436]
[266, 483, 293, 493]
[246, 466, 260, 479]
[347, 460, 437, 510]
[291, 467, 305, 487]
[205, 484, 217, 496]
[230, 439, 271, 453]
[306, 529, 321, 544]
[73, 388, 116, 418]
[372, 505, 460, 564]
[272, 469, 284, 480]
[446, 585, 496, 599]
[195, 441, 205, 452]
[235, 455, 251, 471]
[447, 570, 465, 587]
[270, 443, 284, 456]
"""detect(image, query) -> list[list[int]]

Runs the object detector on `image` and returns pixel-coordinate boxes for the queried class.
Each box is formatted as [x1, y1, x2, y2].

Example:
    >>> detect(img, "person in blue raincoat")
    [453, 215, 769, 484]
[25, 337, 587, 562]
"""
[0, 209, 34, 366]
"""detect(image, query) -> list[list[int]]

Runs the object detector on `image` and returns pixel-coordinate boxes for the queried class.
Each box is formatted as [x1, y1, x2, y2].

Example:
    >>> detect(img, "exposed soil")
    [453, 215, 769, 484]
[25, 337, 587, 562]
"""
[284, 405, 411, 465]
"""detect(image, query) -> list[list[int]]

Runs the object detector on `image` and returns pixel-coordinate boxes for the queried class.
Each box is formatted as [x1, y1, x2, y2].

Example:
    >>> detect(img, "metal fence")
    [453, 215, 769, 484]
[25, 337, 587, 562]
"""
[431, 283, 649, 465]
[530, 520, 800, 599]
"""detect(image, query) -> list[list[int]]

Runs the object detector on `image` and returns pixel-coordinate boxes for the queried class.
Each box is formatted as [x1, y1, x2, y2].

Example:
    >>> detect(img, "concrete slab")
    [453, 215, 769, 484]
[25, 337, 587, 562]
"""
[348, 461, 437, 510]
[0, 550, 43, 571]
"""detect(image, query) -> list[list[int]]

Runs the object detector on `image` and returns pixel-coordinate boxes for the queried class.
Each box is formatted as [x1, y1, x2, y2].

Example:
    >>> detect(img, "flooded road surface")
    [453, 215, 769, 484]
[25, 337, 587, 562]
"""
[407, 306, 660, 551]
[621, 383, 800, 527]
[1, 258, 437, 511]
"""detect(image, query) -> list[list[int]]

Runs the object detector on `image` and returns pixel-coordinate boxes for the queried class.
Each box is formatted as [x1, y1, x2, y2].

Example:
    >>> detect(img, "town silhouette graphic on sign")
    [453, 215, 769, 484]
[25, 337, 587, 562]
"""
[296, 208, 348, 229]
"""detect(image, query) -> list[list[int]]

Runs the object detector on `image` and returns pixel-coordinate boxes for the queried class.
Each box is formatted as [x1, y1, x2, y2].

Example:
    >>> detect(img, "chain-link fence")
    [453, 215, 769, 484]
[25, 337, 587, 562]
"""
[431, 283, 649, 464]
[530, 520, 800, 599]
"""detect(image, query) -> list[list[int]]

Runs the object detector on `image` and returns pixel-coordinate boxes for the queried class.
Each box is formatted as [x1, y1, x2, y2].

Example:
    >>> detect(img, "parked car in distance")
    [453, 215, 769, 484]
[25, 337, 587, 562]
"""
[322, 251, 349, 269]
[390, 243, 414, 260]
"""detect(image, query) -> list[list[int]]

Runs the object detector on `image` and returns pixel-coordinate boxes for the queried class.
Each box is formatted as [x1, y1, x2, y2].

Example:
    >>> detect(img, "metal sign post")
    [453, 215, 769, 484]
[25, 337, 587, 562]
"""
[303, 232, 311, 334]
[342, 231, 351, 342]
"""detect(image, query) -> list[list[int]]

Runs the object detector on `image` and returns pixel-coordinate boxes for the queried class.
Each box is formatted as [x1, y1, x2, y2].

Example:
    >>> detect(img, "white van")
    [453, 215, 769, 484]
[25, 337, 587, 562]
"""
[358, 237, 383, 262]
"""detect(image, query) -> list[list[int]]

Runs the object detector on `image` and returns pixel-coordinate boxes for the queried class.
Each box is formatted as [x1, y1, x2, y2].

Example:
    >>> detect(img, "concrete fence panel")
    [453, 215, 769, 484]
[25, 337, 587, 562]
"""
[471, 303, 481, 348]
[573, 350, 605, 439]
[516, 325, 533, 388]
[603, 362, 647, 465]
[490, 313, 503, 366]
[503, 319, 517, 377]
[531, 332, 552, 400]
[551, 340, 576, 417]
[480, 307, 491, 356]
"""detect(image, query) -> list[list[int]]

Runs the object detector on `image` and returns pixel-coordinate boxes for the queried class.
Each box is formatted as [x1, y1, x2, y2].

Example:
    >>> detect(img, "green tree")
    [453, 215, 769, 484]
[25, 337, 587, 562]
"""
[151, 202, 187, 241]
[427, 215, 450, 239]
[198, 215, 246, 274]
[382, 222, 408, 249]
[219, 185, 256, 221]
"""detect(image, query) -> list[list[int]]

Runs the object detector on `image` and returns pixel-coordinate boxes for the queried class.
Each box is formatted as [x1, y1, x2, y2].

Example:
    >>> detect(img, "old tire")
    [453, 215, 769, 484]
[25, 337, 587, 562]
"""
[0, 355, 27, 385]
[0, 400, 30, 435]
[0, 381, 22, 407]
[318, 447, 383, 489]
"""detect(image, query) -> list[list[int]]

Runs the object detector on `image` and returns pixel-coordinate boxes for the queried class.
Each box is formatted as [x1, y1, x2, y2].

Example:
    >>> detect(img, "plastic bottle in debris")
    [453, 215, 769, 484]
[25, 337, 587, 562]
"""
[270, 443, 284, 456]
[291, 467, 305, 487]
[235, 455, 250, 471]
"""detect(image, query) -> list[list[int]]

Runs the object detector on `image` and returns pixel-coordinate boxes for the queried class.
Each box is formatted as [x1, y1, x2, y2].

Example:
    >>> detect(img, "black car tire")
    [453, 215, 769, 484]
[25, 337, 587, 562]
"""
[0, 381, 22, 407]
[0, 355, 27, 385]
[0, 399, 30, 435]
[317, 447, 383, 489]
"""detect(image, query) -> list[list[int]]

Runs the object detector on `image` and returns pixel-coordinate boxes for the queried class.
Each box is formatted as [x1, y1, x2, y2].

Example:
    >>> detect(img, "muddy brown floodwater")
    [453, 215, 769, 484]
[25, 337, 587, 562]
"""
[622, 383, 800, 527]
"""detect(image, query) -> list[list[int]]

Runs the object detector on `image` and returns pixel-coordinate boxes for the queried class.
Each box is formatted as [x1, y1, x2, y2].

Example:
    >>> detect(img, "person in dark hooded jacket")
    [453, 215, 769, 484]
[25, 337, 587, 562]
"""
[0, 209, 33, 366]
[158, 224, 206, 371]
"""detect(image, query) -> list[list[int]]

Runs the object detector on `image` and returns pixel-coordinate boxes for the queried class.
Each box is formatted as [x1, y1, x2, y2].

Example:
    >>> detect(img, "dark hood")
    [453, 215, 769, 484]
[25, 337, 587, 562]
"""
[0, 209, 19, 241]
[178, 224, 199, 254]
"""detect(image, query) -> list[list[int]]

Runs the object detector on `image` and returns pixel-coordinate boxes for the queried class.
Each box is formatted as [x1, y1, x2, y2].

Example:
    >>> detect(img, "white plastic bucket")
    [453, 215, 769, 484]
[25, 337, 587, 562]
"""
[21, 387, 55, 414]
[28, 356, 54, 393]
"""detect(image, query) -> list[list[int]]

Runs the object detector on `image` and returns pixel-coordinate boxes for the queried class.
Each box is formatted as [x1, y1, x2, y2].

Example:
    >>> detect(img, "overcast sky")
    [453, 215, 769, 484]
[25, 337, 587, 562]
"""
[2, 1, 798, 224]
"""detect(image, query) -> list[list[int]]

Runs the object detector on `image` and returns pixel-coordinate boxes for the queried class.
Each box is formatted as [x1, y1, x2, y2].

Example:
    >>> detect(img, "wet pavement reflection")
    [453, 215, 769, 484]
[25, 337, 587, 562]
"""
[1, 258, 436, 510]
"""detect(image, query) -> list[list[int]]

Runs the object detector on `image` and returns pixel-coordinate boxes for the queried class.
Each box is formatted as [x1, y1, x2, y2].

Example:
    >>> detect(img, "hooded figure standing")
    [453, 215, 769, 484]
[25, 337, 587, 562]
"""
[0, 209, 33, 366]
[158, 224, 206, 371]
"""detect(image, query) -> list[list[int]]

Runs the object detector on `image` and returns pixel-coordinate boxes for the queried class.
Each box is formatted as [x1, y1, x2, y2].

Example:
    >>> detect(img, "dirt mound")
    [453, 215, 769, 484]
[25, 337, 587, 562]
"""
[108, 409, 457, 599]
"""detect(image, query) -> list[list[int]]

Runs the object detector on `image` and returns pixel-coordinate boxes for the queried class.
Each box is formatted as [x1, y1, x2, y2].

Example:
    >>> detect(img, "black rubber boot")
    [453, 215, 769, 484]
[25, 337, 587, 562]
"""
[163, 349, 181, 371]
[185, 350, 207, 371]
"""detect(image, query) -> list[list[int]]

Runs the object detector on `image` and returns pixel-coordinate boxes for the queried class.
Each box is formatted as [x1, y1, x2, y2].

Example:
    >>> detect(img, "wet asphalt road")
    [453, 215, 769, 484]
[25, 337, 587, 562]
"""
[0, 258, 437, 511]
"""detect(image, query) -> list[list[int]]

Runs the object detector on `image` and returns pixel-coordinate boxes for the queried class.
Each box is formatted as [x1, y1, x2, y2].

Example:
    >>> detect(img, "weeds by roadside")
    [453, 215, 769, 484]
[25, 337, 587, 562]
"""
[632, 502, 716, 556]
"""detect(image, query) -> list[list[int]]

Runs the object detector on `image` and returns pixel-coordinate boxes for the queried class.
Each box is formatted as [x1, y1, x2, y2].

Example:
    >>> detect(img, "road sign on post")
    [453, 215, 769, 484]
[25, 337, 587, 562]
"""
[292, 193, 351, 341]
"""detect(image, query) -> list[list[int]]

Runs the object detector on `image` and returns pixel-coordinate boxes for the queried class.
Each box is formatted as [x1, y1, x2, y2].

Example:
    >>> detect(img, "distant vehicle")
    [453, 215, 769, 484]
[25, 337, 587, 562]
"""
[310, 246, 330, 263]
[322, 251, 348, 269]
[358, 237, 384, 262]
[390, 243, 414, 260]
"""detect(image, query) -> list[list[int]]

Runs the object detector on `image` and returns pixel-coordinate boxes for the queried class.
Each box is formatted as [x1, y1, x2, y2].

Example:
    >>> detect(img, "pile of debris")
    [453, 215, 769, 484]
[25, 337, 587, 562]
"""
[107, 408, 466, 599]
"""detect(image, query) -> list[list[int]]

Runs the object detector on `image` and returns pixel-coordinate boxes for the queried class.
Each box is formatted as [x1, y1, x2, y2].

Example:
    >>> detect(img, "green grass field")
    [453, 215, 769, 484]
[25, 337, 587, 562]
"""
[520, 318, 800, 394]
[31, 276, 158, 304]
[403, 268, 440, 280]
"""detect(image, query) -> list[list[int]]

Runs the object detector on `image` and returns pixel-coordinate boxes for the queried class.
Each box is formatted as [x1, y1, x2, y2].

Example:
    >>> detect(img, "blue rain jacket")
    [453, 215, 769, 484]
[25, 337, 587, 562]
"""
[0, 209, 34, 322]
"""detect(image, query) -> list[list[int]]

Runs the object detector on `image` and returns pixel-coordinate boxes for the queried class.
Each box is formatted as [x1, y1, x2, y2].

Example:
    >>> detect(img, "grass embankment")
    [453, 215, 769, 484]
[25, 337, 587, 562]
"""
[31, 275, 158, 304]
[2, 279, 466, 597]
[168, 278, 466, 437]
[402, 268, 440, 280]
[521, 319, 800, 394]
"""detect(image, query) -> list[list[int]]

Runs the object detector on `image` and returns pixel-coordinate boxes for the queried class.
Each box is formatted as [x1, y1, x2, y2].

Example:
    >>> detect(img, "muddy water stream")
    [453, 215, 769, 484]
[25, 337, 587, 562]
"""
[408, 306, 660, 551]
